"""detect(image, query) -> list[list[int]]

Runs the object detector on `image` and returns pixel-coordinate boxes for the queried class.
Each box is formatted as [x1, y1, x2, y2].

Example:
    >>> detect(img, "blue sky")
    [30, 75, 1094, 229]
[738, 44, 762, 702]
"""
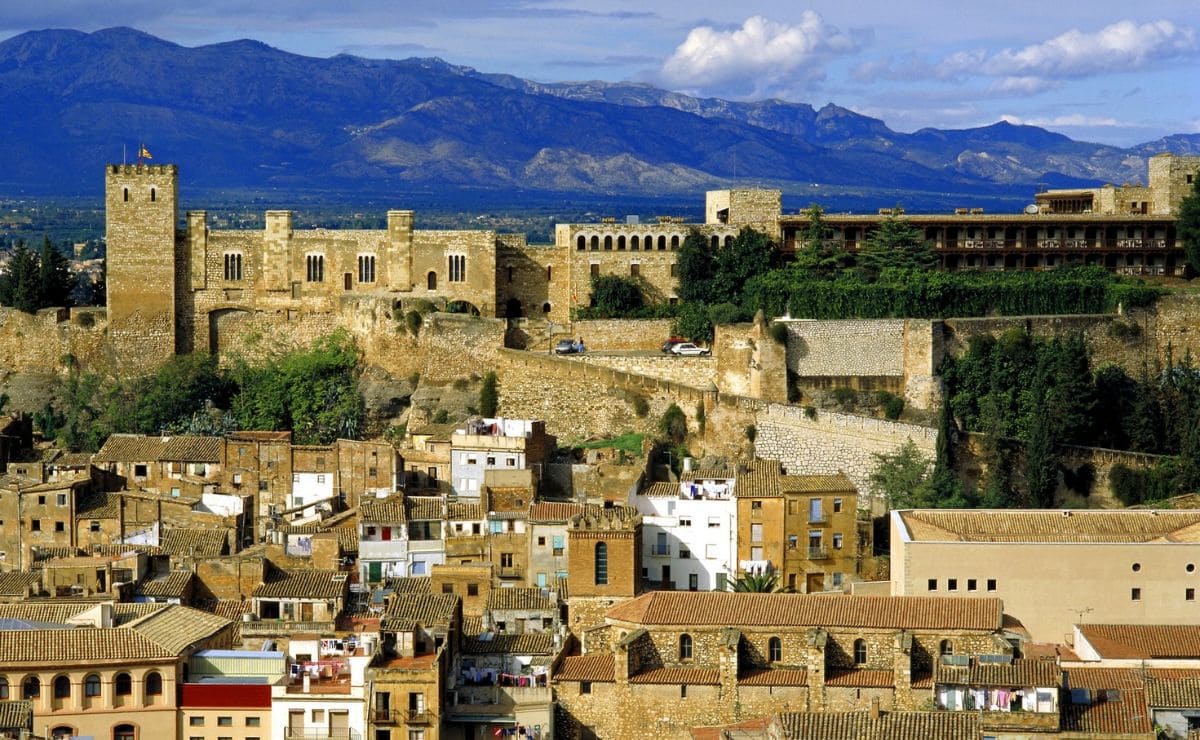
[2, 0, 1198, 146]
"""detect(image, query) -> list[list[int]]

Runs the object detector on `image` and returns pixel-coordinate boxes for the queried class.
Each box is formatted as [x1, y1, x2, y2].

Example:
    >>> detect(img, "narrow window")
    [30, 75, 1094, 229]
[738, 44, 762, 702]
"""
[22, 677, 39, 699]
[576, 236, 585, 250]
[54, 675, 70, 698]
[306, 254, 325, 282]
[145, 671, 163, 696]
[358, 254, 376, 283]
[603, 236, 612, 251]
[427, 271, 437, 290]
[123, 188, 129, 202]
[1131, 587, 1141, 601]
[546, 265, 552, 281]
[150, 187, 156, 202]
[986, 578, 996, 591]
[630, 263, 640, 277]
[594, 542, 608, 585]
[1188, 588, 1195, 601]
[680, 633, 693, 661]
[768, 637, 782, 662]
[853, 639, 867, 665]
[115, 672, 132, 696]
[939, 640, 953, 657]
[84, 674, 101, 697]
[224, 252, 243, 281]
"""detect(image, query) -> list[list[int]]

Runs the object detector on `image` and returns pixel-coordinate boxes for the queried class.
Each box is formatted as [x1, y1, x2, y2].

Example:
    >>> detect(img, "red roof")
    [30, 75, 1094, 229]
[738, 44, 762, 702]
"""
[181, 683, 271, 709]
[554, 654, 615, 683]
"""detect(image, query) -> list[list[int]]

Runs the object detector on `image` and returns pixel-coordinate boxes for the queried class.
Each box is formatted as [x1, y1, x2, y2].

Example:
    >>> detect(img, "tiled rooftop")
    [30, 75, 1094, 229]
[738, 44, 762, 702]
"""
[528, 501, 591, 520]
[0, 572, 39, 597]
[461, 633, 555, 655]
[93, 434, 223, 463]
[0, 700, 32, 730]
[935, 658, 1061, 687]
[486, 588, 554, 611]
[737, 667, 808, 686]
[639, 482, 681, 498]
[405, 496, 445, 520]
[159, 527, 230, 558]
[606, 592, 1003, 631]
[125, 605, 231, 654]
[778, 711, 981, 740]
[361, 497, 407, 523]
[1078, 624, 1200, 659]
[629, 667, 720, 685]
[824, 669, 895, 688]
[553, 654, 615, 682]
[899, 509, 1200, 543]
[253, 569, 347, 600]
[135, 570, 194, 599]
[1147, 673, 1200, 708]
[381, 593, 458, 631]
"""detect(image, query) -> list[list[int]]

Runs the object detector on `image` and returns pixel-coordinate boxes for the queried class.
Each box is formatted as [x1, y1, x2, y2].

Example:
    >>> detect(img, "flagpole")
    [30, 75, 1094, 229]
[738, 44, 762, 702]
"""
[123, 143, 126, 165]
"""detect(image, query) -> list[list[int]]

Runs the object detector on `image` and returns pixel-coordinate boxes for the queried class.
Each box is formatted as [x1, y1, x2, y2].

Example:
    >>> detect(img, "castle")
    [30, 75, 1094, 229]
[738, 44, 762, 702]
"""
[104, 155, 1199, 370]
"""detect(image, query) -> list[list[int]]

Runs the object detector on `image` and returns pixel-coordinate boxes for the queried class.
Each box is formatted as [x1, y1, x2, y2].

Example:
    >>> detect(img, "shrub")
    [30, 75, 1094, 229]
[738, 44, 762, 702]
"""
[883, 395, 905, 420]
[631, 394, 650, 418]
[804, 405, 818, 420]
[831, 387, 858, 409]
[674, 302, 713, 343]
[1107, 319, 1143, 342]
[695, 403, 706, 434]
[660, 403, 687, 444]
[706, 302, 744, 326]
[745, 424, 757, 443]
[405, 309, 423, 335]
[590, 275, 643, 316]
[768, 322, 789, 344]
[412, 299, 436, 314]
[407, 372, 421, 387]
[432, 409, 449, 424]
[479, 372, 499, 417]
[452, 377, 469, 391]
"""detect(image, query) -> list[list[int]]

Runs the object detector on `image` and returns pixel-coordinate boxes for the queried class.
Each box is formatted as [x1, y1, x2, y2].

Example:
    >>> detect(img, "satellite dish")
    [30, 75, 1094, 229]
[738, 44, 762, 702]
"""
[1024, 204, 1039, 215]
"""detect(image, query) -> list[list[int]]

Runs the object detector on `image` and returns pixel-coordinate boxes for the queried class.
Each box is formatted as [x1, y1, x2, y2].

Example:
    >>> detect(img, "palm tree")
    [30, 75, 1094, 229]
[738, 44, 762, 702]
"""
[727, 571, 793, 593]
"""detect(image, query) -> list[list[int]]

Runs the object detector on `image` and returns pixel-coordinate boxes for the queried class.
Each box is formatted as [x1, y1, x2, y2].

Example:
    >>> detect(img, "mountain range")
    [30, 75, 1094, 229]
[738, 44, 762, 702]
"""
[0, 26, 1197, 207]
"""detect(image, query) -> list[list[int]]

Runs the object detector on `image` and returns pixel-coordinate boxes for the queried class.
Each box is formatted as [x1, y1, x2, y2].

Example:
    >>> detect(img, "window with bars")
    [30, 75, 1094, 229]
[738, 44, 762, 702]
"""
[358, 254, 376, 283]
[448, 254, 466, 282]
[306, 254, 325, 282]
[223, 252, 243, 281]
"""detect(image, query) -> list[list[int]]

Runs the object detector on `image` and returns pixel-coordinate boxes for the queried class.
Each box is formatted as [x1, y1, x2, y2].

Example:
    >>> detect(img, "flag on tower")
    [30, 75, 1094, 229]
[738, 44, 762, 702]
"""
[139, 144, 152, 161]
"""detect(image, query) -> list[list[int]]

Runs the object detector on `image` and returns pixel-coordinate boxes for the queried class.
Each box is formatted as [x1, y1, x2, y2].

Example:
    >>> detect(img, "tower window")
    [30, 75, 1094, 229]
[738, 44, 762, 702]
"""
[679, 633, 693, 661]
[123, 188, 129, 202]
[306, 254, 325, 282]
[358, 254, 376, 283]
[224, 252, 243, 281]
[854, 639, 867, 665]
[150, 187, 156, 202]
[594, 542, 608, 585]
[448, 254, 466, 282]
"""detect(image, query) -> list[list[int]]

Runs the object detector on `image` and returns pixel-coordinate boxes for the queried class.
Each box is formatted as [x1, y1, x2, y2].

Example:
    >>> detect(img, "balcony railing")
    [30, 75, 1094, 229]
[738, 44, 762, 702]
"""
[497, 566, 523, 579]
[373, 707, 395, 724]
[808, 513, 826, 525]
[647, 545, 671, 558]
[407, 709, 432, 724]
[808, 547, 829, 560]
[1036, 239, 1061, 249]
[285, 730, 360, 740]
[962, 239, 1003, 249]
[243, 620, 336, 635]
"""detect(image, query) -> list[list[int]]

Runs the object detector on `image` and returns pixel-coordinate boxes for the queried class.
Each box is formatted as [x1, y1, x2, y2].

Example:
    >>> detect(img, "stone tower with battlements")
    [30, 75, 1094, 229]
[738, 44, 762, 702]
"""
[105, 163, 179, 371]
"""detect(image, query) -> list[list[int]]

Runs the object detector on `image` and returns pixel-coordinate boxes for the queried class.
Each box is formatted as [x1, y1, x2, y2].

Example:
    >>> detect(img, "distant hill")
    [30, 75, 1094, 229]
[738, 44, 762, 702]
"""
[0, 27, 1192, 206]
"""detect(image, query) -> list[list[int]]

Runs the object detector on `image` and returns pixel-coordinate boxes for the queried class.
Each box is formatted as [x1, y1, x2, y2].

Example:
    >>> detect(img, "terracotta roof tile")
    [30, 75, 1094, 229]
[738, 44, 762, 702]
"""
[629, 667, 720, 685]
[159, 528, 230, 557]
[554, 654, 614, 682]
[0, 701, 32, 730]
[1079, 624, 1200, 659]
[0, 572, 39, 597]
[461, 632, 555, 655]
[900, 509, 1200, 543]
[1065, 667, 1144, 690]
[606, 592, 1002, 631]
[825, 669, 894, 687]
[779, 473, 856, 493]
[0, 628, 175, 665]
[935, 658, 1060, 687]
[448, 502, 486, 520]
[1062, 688, 1152, 735]
[732, 462, 783, 498]
[778, 711, 981, 739]
[125, 604, 231, 654]
[487, 588, 554, 611]
[361, 496, 407, 523]
[680, 466, 735, 482]
[386, 576, 433, 594]
[74, 491, 120, 519]
[405, 496, 444, 520]
[136, 570, 194, 598]
[93, 434, 222, 463]
[639, 482, 681, 498]
[1147, 674, 1200, 708]
[529, 502, 590, 521]
[252, 569, 347, 600]
[738, 667, 809, 686]
[381, 593, 458, 631]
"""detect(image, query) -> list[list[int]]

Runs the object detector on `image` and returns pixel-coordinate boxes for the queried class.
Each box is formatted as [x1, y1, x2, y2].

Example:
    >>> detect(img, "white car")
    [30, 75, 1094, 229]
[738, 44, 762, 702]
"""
[671, 342, 711, 356]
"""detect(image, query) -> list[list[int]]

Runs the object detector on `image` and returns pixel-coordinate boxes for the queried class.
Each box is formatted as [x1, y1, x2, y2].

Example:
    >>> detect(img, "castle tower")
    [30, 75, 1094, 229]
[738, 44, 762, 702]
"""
[105, 163, 179, 370]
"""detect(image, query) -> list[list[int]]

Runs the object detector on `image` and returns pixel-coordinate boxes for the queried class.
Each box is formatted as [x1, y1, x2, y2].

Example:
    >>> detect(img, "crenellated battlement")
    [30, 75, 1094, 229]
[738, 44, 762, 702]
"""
[107, 163, 178, 176]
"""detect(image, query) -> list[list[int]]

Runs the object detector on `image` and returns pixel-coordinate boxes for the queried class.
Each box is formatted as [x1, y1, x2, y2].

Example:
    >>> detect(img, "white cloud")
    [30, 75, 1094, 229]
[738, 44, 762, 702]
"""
[659, 14, 863, 98]
[988, 76, 1060, 95]
[1000, 113, 1125, 128]
[984, 20, 1196, 77]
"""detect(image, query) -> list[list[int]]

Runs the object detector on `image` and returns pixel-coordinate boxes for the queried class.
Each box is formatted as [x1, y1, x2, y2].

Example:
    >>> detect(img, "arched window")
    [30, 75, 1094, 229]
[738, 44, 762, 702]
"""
[853, 639, 867, 665]
[711, 235, 719, 249]
[603, 236, 612, 251]
[54, 675, 70, 698]
[680, 633, 693, 661]
[590, 236, 599, 250]
[427, 271, 437, 291]
[576, 235, 586, 251]
[305, 253, 324, 283]
[657, 236, 667, 250]
[0, 677, 7, 699]
[631, 235, 640, 250]
[113, 724, 136, 740]
[671, 235, 680, 249]
[725, 236, 733, 247]
[542, 302, 551, 314]
[939, 640, 953, 657]
[85, 674, 101, 697]
[768, 637, 782, 663]
[594, 542, 608, 585]
[22, 676, 40, 699]
[145, 672, 162, 696]
[51, 727, 74, 739]
[114, 672, 132, 696]
[617, 236, 626, 250]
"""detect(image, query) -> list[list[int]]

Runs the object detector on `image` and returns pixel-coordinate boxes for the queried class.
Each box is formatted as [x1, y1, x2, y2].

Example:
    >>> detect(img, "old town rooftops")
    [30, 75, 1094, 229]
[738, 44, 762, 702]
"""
[554, 654, 615, 682]
[252, 568, 347, 600]
[605, 592, 1004, 631]
[896, 508, 1200, 543]
[381, 593, 458, 631]
[1077, 624, 1200, 659]
[486, 587, 555, 611]
[934, 658, 1061, 687]
[93, 434, 223, 463]
[776, 711, 981, 740]
[360, 496, 407, 523]
[461, 632, 555, 656]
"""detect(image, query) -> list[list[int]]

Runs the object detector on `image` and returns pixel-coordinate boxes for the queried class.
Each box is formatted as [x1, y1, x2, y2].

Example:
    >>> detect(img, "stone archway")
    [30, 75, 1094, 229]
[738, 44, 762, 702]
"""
[208, 308, 253, 356]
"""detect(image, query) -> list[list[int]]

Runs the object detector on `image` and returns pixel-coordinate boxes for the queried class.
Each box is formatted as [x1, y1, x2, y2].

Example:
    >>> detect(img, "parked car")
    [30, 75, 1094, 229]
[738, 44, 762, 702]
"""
[661, 337, 686, 354]
[554, 339, 584, 355]
[671, 342, 711, 356]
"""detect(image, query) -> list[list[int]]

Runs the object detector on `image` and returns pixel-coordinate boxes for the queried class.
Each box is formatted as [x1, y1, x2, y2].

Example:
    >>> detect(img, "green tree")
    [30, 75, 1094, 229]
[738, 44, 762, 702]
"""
[589, 274, 643, 316]
[870, 439, 935, 510]
[855, 206, 936, 279]
[0, 242, 41, 313]
[479, 371, 499, 417]
[1179, 173, 1200, 275]
[1023, 403, 1058, 507]
[676, 229, 715, 304]
[37, 236, 75, 308]
[793, 204, 854, 278]
[710, 227, 775, 304]
[674, 302, 713, 343]
[659, 403, 688, 445]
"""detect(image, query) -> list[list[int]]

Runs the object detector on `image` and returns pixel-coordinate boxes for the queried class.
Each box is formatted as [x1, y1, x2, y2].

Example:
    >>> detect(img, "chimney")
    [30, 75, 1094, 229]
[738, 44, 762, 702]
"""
[870, 696, 881, 720]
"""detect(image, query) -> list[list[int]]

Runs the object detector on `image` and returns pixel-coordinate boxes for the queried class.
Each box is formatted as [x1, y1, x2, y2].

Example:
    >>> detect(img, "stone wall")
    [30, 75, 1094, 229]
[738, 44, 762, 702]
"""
[714, 319, 788, 402]
[936, 313, 1153, 372]
[0, 307, 111, 373]
[569, 319, 674, 351]
[754, 404, 938, 509]
[568, 354, 716, 388]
